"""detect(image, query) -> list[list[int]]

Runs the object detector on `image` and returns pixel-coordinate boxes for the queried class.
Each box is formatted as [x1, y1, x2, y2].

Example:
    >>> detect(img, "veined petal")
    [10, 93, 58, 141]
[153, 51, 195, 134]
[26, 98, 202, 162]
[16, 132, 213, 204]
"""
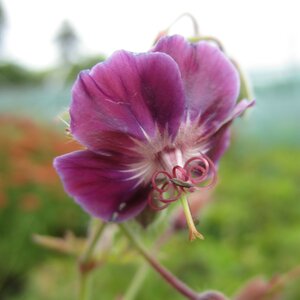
[70, 50, 185, 152]
[153, 35, 240, 135]
[227, 98, 255, 121]
[53, 150, 150, 222]
[205, 124, 231, 164]
[204, 99, 255, 163]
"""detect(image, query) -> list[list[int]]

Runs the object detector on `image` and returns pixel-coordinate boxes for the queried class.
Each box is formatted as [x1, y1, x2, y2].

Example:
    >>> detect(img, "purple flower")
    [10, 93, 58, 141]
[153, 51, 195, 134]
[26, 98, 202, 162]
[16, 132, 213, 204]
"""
[54, 35, 254, 240]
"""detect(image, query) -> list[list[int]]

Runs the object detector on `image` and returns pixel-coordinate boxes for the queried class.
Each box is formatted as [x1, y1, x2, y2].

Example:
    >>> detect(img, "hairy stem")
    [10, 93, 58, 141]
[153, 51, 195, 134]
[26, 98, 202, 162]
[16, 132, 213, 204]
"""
[123, 263, 149, 300]
[122, 226, 174, 300]
[119, 223, 200, 300]
[81, 220, 106, 264]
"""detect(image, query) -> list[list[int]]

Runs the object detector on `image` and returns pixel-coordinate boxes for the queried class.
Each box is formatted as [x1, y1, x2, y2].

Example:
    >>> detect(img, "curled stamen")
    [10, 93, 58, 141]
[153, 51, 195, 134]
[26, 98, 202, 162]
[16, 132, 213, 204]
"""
[184, 156, 209, 183]
[151, 170, 173, 193]
[148, 154, 217, 215]
[148, 154, 218, 241]
[184, 154, 217, 189]
[147, 192, 170, 211]
[150, 170, 182, 207]
[172, 166, 188, 181]
[158, 183, 182, 203]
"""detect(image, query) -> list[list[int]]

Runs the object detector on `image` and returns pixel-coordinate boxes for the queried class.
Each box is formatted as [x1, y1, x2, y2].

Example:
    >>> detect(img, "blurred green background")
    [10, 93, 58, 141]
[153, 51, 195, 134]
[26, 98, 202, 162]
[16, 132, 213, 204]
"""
[0, 0, 300, 299]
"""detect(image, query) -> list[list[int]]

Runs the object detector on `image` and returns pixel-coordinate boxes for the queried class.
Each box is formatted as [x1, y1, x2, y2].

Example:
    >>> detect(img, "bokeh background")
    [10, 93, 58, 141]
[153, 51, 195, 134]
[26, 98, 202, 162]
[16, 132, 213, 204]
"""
[0, 0, 299, 299]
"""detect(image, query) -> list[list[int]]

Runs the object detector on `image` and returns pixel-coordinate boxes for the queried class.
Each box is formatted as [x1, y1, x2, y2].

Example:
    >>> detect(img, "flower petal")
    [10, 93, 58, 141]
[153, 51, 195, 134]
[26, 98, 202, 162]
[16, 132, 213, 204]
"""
[205, 123, 231, 164]
[70, 50, 185, 152]
[53, 150, 150, 222]
[205, 99, 255, 163]
[153, 35, 240, 134]
[227, 98, 255, 121]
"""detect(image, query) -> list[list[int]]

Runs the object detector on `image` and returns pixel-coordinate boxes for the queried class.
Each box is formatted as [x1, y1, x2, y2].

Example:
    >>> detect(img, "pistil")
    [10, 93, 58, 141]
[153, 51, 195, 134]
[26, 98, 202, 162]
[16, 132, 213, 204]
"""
[180, 193, 204, 241]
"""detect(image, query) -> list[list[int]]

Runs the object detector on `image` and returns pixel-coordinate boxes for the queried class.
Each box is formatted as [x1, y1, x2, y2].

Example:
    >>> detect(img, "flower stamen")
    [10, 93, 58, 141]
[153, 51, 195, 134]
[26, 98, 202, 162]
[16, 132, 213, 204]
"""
[148, 177, 182, 210]
[148, 153, 217, 239]
[184, 153, 217, 189]
[148, 194, 170, 211]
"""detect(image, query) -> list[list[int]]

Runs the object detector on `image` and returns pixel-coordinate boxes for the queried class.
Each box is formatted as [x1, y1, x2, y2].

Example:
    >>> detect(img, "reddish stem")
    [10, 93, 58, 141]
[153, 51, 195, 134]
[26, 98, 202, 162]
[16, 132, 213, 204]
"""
[119, 223, 201, 299]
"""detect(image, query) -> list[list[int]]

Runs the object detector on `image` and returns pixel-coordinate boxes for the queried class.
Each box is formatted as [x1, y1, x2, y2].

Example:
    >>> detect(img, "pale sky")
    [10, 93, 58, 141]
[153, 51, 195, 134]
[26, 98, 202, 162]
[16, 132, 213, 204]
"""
[1, 0, 300, 71]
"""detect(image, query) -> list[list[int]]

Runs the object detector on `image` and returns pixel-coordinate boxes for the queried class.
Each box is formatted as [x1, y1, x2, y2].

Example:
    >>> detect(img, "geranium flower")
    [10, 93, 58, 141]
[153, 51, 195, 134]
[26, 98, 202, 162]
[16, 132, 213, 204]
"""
[54, 35, 254, 240]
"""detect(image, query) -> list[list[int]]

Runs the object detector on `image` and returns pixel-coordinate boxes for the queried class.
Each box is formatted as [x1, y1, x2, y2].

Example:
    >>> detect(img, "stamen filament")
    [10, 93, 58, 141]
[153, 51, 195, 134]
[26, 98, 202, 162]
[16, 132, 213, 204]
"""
[180, 194, 204, 241]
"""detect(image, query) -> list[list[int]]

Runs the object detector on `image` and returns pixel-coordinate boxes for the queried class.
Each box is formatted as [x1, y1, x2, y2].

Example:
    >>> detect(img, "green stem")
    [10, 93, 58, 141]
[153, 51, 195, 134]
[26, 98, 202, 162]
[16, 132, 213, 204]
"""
[81, 220, 106, 264]
[123, 263, 149, 300]
[78, 272, 89, 300]
[119, 223, 200, 300]
[168, 13, 200, 37]
[189, 36, 225, 51]
[122, 227, 174, 300]
[78, 220, 106, 300]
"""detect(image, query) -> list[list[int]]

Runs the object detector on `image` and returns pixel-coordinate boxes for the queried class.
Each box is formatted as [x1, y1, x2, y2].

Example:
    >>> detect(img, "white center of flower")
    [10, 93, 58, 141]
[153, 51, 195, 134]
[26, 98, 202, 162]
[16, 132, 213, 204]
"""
[157, 147, 184, 173]
[125, 122, 208, 186]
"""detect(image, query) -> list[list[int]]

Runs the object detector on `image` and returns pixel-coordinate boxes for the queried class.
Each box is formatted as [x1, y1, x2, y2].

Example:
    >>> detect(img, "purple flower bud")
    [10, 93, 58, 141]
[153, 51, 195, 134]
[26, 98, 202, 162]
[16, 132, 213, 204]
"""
[198, 290, 228, 300]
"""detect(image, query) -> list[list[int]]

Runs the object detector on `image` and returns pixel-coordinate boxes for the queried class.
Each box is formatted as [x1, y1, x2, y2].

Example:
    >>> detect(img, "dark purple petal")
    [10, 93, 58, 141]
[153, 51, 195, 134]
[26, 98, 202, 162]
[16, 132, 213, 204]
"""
[53, 150, 150, 222]
[70, 50, 185, 152]
[205, 99, 255, 163]
[205, 123, 231, 164]
[153, 35, 240, 134]
[227, 98, 255, 121]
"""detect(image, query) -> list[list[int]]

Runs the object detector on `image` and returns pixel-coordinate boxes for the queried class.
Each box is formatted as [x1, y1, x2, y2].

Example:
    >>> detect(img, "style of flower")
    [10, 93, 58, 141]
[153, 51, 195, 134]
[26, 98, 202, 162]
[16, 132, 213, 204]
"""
[54, 35, 254, 240]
